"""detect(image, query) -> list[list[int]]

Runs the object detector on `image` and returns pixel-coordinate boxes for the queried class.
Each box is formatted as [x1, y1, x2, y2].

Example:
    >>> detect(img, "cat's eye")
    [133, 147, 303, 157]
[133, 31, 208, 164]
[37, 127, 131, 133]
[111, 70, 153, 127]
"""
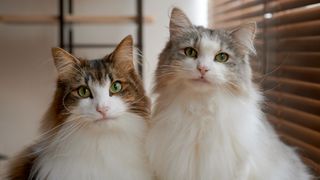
[214, 52, 229, 63]
[110, 81, 122, 94]
[184, 47, 198, 58]
[77, 86, 91, 98]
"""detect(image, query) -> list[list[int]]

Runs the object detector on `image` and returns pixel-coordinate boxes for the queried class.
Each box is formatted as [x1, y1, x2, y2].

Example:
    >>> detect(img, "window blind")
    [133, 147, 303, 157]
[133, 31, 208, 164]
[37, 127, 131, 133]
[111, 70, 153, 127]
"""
[209, 0, 320, 176]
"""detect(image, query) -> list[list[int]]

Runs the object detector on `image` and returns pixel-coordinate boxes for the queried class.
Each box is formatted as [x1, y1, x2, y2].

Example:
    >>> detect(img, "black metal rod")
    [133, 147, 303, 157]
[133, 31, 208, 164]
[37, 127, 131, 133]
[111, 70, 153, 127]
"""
[136, 0, 143, 77]
[68, 0, 73, 53]
[0, 154, 7, 161]
[58, 0, 65, 49]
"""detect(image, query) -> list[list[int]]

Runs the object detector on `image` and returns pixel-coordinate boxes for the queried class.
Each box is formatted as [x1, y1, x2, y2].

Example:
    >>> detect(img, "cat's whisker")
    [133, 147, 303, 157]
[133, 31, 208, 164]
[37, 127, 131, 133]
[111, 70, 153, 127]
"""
[32, 118, 80, 142]
[39, 120, 85, 151]
[27, 125, 80, 158]
[262, 83, 281, 93]
[29, 119, 85, 154]
[253, 53, 289, 84]
[54, 121, 85, 145]
[32, 125, 81, 158]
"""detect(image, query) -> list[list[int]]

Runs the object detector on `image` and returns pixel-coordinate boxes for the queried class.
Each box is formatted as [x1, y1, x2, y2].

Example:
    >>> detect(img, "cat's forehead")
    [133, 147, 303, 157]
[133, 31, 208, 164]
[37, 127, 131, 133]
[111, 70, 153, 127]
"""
[178, 27, 230, 49]
[199, 35, 221, 52]
[79, 58, 111, 84]
[196, 27, 237, 53]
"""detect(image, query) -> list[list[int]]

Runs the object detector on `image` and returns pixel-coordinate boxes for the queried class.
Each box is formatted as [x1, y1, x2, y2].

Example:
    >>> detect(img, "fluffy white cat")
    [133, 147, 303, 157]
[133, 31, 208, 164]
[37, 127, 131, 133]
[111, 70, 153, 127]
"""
[146, 8, 311, 180]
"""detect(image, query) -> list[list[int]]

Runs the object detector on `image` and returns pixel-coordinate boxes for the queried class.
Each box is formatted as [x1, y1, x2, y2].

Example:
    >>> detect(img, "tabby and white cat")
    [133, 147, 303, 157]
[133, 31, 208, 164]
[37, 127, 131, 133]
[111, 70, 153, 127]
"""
[8, 36, 153, 180]
[146, 8, 311, 180]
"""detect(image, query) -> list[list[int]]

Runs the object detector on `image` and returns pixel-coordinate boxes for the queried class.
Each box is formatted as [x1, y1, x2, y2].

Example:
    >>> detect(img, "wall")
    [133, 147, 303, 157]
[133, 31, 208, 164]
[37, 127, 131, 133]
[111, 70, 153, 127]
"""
[0, 0, 207, 173]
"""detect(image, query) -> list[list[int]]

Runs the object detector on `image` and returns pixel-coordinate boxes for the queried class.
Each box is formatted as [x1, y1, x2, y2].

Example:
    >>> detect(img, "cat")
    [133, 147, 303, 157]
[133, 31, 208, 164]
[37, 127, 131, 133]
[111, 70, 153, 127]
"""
[7, 35, 153, 180]
[145, 8, 312, 180]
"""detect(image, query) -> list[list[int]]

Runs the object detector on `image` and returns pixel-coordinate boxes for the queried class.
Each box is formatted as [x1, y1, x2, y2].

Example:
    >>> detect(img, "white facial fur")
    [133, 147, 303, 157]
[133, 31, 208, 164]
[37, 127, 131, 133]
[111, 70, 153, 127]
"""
[182, 36, 230, 89]
[166, 33, 246, 95]
[71, 78, 128, 124]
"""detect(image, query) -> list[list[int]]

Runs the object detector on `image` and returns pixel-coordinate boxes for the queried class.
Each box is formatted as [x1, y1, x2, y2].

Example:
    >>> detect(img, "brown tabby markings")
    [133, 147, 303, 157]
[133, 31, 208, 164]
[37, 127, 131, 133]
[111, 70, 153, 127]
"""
[7, 35, 150, 180]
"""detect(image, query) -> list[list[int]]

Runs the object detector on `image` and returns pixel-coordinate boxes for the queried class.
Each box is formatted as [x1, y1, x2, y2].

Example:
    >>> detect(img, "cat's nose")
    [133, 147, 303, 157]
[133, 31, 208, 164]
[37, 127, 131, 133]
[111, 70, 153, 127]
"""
[96, 106, 108, 118]
[197, 65, 209, 76]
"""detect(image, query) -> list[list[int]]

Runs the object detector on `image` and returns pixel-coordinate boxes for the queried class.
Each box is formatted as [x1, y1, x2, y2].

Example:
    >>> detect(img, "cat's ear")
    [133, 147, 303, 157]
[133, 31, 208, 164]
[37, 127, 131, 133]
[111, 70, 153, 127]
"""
[51, 47, 80, 78]
[169, 7, 193, 39]
[109, 35, 134, 69]
[230, 22, 256, 54]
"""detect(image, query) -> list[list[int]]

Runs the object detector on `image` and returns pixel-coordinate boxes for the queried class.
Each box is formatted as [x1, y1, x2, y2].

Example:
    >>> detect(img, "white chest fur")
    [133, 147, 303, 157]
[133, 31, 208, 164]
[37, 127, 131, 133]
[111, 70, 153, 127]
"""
[33, 116, 153, 180]
[146, 91, 311, 180]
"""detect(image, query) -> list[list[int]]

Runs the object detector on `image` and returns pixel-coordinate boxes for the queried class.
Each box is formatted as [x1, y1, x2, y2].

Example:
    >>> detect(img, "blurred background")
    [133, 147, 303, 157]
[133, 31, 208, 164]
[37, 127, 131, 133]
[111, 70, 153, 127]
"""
[0, 0, 319, 177]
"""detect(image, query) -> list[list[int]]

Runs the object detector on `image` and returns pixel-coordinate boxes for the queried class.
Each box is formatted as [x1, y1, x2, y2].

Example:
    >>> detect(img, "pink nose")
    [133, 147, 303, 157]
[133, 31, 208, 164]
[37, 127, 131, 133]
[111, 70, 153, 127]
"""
[197, 65, 209, 76]
[96, 106, 108, 118]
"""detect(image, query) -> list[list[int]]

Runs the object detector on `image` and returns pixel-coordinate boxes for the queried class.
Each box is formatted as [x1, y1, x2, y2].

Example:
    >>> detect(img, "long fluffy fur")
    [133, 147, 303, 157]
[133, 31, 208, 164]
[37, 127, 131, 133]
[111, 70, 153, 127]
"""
[31, 113, 151, 180]
[146, 84, 311, 180]
[146, 7, 311, 180]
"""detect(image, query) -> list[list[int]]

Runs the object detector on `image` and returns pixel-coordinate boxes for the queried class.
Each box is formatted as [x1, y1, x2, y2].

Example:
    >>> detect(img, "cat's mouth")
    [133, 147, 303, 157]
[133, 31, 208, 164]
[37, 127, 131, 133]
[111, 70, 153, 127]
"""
[190, 77, 211, 84]
[94, 117, 116, 122]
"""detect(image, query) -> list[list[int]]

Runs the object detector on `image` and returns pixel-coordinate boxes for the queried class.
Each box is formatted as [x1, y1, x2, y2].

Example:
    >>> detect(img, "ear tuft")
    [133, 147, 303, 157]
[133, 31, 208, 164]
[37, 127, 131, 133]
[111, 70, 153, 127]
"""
[51, 47, 80, 77]
[169, 7, 193, 39]
[109, 35, 134, 69]
[230, 22, 256, 54]
[115, 35, 133, 55]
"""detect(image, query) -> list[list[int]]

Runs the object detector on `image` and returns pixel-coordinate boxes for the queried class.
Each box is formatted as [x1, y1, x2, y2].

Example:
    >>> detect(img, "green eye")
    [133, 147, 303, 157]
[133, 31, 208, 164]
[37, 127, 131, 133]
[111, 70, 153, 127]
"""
[110, 81, 122, 94]
[77, 86, 91, 98]
[214, 52, 229, 62]
[184, 47, 198, 58]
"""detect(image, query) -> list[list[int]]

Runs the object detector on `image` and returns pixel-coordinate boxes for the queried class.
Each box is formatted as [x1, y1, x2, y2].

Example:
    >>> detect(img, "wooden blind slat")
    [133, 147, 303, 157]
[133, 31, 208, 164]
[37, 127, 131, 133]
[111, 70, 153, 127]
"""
[216, 0, 320, 24]
[301, 157, 320, 178]
[215, 4, 263, 23]
[267, 102, 320, 132]
[265, 0, 320, 15]
[214, 16, 263, 29]
[265, 76, 320, 99]
[266, 65, 320, 84]
[268, 114, 320, 151]
[267, 52, 320, 68]
[266, 20, 320, 39]
[215, 0, 262, 15]
[265, 5, 320, 27]
[278, 132, 320, 172]
[267, 36, 320, 52]
[266, 90, 320, 116]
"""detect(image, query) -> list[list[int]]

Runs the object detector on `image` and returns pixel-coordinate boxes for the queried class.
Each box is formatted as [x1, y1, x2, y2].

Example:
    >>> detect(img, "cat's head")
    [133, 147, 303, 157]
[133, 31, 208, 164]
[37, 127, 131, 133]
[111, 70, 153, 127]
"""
[155, 8, 256, 95]
[50, 35, 149, 130]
